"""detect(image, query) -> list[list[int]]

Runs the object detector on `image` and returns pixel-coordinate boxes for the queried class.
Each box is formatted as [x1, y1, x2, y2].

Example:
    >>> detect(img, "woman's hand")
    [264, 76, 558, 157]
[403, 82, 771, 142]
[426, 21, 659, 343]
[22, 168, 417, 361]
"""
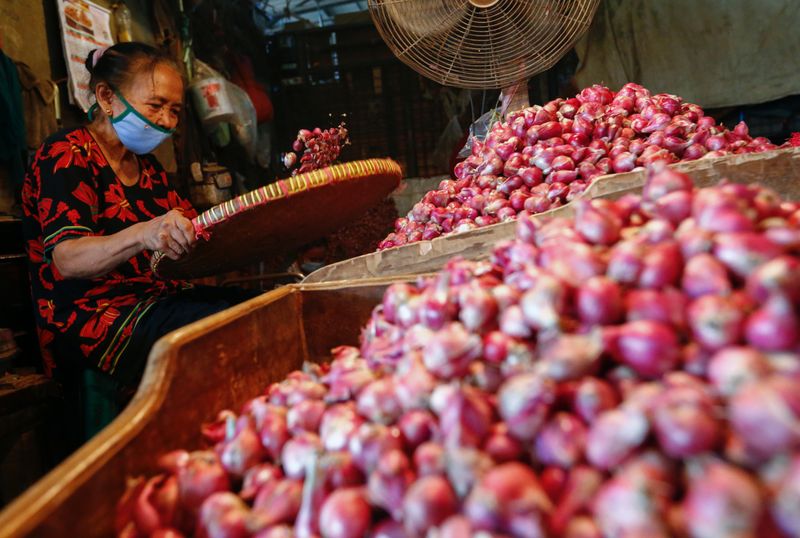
[139, 209, 196, 260]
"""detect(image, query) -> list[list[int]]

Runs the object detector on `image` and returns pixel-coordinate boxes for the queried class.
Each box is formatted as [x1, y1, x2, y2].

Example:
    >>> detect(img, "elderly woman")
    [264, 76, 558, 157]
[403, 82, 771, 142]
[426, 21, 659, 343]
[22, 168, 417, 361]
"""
[21, 42, 255, 394]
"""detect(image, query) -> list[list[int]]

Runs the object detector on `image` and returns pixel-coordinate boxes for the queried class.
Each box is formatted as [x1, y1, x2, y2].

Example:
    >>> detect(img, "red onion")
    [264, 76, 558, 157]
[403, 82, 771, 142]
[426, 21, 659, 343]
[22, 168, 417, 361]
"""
[413, 442, 445, 477]
[281, 432, 322, 479]
[519, 272, 569, 330]
[287, 399, 325, 435]
[483, 422, 524, 463]
[319, 403, 361, 452]
[572, 377, 619, 424]
[534, 413, 587, 468]
[586, 408, 649, 470]
[538, 331, 603, 381]
[549, 466, 604, 535]
[176, 451, 231, 513]
[593, 472, 670, 538]
[642, 166, 692, 201]
[624, 288, 687, 329]
[687, 295, 745, 350]
[198, 492, 250, 538]
[707, 346, 771, 398]
[445, 447, 494, 499]
[481, 331, 513, 365]
[240, 464, 282, 502]
[422, 322, 482, 380]
[201, 410, 236, 445]
[438, 385, 494, 449]
[540, 466, 567, 504]
[395, 353, 437, 411]
[611, 320, 681, 378]
[498, 373, 557, 442]
[746, 255, 800, 302]
[745, 296, 800, 351]
[683, 461, 763, 538]
[368, 450, 415, 520]
[730, 376, 800, 458]
[772, 455, 800, 537]
[576, 276, 624, 325]
[348, 423, 403, 473]
[575, 199, 622, 245]
[607, 239, 647, 284]
[403, 476, 458, 537]
[319, 488, 372, 538]
[638, 241, 682, 289]
[398, 410, 438, 449]
[714, 232, 783, 278]
[653, 385, 720, 457]
[499, 304, 533, 339]
[131, 474, 180, 536]
[681, 253, 731, 298]
[356, 378, 402, 425]
[464, 462, 552, 537]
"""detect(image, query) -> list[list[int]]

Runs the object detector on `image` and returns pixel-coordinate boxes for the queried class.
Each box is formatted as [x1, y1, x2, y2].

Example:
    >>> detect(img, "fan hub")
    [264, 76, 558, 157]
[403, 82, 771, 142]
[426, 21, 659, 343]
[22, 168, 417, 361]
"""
[467, 0, 500, 7]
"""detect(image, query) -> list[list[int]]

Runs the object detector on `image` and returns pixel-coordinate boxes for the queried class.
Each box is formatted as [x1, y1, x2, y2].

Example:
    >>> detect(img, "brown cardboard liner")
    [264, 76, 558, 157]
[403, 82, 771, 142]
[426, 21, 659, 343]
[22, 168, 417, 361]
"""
[305, 147, 800, 284]
[0, 278, 408, 538]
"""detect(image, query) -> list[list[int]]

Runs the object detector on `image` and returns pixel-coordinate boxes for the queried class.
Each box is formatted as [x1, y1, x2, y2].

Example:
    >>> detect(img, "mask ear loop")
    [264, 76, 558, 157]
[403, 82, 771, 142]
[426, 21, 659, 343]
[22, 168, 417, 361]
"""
[87, 103, 98, 121]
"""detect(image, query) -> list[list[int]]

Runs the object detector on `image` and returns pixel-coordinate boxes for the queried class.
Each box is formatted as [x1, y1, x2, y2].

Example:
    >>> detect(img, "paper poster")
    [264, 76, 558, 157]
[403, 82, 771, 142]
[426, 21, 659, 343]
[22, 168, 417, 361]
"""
[55, 0, 114, 112]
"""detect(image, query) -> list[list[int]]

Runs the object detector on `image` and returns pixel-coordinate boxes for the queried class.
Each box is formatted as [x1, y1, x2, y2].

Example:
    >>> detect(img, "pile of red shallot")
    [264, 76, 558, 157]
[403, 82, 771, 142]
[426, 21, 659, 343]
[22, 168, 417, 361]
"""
[379, 83, 778, 250]
[118, 165, 800, 538]
[282, 123, 350, 176]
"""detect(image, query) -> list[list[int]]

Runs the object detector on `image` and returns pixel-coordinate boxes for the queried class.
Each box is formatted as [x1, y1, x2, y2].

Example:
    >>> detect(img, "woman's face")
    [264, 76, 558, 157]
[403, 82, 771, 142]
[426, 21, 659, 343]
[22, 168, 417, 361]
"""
[111, 62, 184, 131]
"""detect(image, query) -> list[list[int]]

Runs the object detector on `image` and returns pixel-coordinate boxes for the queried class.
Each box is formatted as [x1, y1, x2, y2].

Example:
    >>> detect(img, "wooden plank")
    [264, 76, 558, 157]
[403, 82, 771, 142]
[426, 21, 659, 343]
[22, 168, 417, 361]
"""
[305, 147, 800, 284]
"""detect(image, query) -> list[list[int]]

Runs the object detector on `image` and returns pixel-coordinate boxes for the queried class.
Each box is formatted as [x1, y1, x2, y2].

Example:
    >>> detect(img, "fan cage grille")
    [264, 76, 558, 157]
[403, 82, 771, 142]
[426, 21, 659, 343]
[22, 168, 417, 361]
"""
[369, 0, 600, 89]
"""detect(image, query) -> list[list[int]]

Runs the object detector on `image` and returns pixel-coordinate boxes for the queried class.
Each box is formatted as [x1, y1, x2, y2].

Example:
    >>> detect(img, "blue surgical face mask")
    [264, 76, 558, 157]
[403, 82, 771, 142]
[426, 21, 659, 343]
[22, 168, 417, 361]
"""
[89, 90, 175, 154]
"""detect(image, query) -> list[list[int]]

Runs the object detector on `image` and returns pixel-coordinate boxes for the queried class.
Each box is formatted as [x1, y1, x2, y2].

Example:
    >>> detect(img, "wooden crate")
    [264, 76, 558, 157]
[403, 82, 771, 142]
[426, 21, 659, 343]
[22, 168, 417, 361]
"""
[0, 279, 404, 537]
[305, 147, 800, 284]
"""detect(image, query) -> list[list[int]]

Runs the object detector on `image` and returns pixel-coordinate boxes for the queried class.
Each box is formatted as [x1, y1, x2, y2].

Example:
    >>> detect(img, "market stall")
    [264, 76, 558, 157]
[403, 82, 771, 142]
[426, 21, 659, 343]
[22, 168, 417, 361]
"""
[3, 0, 800, 536]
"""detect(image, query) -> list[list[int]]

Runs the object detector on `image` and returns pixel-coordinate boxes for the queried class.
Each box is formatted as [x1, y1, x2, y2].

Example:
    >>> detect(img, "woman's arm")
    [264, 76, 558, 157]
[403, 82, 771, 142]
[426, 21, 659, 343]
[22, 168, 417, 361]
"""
[52, 209, 195, 279]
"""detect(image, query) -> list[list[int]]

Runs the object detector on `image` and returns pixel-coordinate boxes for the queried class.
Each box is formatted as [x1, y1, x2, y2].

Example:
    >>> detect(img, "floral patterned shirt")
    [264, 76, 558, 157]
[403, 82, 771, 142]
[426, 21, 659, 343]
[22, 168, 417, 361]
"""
[21, 127, 196, 377]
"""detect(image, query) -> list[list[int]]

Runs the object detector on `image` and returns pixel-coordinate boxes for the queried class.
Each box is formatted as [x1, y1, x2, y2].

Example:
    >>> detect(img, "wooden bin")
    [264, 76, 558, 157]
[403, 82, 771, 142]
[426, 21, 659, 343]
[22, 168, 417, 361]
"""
[305, 147, 800, 284]
[0, 279, 402, 538]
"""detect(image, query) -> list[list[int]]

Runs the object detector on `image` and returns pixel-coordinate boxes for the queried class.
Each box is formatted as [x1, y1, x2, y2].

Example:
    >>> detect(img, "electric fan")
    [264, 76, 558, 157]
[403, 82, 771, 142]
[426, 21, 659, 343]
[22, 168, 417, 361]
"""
[369, 0, 600, 110]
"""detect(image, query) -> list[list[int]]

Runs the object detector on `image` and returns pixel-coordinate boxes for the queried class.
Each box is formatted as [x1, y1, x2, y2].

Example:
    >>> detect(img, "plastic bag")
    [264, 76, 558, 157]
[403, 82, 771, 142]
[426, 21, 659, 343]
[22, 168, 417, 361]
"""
[226, 81, 258, 162]
[457, 106, 502, 158]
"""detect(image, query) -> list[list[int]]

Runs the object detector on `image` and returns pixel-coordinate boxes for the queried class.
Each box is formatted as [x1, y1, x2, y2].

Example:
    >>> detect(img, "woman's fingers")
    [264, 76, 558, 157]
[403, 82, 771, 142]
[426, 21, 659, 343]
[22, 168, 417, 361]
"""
[168, 223, 192, 253]
[159, 231, 184, 259]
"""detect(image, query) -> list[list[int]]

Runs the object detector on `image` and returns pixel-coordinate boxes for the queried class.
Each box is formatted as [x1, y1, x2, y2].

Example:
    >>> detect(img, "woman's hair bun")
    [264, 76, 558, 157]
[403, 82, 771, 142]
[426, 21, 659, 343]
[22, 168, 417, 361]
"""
[85, 48, 98, 75]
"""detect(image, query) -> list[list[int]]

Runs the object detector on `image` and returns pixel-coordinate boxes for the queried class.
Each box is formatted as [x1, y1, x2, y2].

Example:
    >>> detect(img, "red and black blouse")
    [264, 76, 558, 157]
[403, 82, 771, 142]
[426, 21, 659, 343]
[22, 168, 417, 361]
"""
[21, 127, 196, 377]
